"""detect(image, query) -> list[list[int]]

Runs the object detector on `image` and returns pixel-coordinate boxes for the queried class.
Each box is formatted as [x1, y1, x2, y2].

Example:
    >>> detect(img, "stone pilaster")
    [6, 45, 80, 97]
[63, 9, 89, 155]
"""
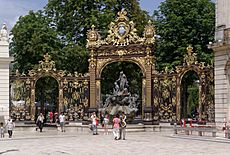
[0, 23, 13, 120]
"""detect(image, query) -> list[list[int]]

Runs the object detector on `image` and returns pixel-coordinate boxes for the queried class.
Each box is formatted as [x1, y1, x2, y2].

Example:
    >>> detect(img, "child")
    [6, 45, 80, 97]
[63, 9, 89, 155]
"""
[0, 122, 4, 138]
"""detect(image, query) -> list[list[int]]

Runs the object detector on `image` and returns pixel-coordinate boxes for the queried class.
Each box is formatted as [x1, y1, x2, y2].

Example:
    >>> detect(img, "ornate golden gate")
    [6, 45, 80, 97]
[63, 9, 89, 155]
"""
[9, 10, 214, 123]
[10, 53, 89, 121]
[86, 10, 155, 117]
[152, 46, 214, 123]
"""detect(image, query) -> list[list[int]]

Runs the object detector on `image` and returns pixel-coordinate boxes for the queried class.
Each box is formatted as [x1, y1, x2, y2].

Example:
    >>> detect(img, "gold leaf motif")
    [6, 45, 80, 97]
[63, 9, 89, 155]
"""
[103, 9, 143, 46]
[183, 45, 198, 66]
[143, 20, 155, 45]
[38, 53, 56, 72]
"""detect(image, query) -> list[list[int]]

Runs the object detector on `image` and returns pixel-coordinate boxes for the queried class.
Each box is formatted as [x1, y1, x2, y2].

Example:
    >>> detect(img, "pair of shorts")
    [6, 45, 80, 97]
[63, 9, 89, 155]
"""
[60, 122, 65, 127]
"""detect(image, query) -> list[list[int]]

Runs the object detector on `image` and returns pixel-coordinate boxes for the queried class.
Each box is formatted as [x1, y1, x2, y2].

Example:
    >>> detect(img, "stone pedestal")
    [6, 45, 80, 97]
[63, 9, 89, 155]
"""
[143, 106, 154, 125]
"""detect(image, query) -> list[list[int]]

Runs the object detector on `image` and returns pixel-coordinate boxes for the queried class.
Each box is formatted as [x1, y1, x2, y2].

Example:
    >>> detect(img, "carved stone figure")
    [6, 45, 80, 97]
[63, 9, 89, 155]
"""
[0, 23, 8, 41]
[101, 72, 139, 115]
[116, 71, 129, 93]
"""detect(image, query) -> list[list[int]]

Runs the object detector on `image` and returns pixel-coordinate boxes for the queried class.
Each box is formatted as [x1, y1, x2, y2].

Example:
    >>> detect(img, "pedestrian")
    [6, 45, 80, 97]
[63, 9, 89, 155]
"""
[0, 122, 4, 138]
[112, 114, 120, 140]
[90, 112, 98, 135]
[59, 112, 65, 132]
[5, 118, 15, 138]
[103, 114, 109, 135]
[49, 111, 53, 124]
[120, 112, 127, 140]
[36, 113, 44, 132]
[100, 112, 104, 127]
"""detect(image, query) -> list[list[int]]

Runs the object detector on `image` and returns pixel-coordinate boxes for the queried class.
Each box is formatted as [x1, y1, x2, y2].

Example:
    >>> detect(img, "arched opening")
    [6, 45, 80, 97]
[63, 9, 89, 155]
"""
[35, 76, 59, 122]
[101, 61, 143, 117]
[180, 70, 199, 120]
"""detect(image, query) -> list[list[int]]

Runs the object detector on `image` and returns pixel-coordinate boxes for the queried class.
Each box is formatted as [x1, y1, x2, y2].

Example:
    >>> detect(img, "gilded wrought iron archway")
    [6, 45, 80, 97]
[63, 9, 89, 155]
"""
[152, 45, 214, 123]
[9, 10, 214, 124]
[10, 53, 90, 121]
[86, 9, 155, 119]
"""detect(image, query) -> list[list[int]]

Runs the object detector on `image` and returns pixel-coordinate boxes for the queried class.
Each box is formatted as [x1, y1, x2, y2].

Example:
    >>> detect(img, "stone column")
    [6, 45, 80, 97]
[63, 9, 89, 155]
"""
[176, 77, 181, 122]
[30, 89, 35, 120]
[59, 89, 63, 113]
[88, 50, 97, 113]
[142, 78, 146, 119]
[143, 47, 153, 124]
[145, 65, 152, 107]
[96, 80, 101, 108]
[0, 23, 13, 120]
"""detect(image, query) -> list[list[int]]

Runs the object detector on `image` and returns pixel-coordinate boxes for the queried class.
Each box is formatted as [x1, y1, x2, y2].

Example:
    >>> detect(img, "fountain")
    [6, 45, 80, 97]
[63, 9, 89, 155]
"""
[101, 71, 140, 115]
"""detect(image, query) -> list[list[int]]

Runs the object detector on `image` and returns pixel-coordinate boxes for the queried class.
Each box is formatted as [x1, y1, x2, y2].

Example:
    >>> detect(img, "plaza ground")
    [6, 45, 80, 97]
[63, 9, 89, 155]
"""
[0, 128, 230, 155]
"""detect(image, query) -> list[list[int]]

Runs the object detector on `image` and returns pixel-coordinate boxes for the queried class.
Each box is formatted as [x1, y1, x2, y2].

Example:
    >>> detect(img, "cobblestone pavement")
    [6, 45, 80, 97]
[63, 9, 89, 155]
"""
[0, 130, 230, 155]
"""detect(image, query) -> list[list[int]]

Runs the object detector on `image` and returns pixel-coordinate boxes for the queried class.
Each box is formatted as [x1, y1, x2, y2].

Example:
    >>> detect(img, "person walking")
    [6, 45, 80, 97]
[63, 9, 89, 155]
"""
[5, 118, 15, 138]
[103, 114, 109, 135]
[120, 112, 127, 140]
[113, 114, 120, 140]
[36, 113, 44, 132]
[91, 112, 98, 135]
[59, 112, 66, 132]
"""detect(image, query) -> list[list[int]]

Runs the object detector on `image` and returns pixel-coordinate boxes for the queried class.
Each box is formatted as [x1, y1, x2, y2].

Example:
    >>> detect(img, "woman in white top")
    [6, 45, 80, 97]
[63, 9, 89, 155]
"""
[5, 118, 15, 138]
[91, 112, 98, 135]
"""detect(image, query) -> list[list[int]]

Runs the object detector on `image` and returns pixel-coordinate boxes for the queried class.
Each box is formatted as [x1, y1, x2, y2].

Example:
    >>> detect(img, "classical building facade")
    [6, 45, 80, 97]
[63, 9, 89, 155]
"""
[0, 23, 13, 120]
[212, 0, 230, 122]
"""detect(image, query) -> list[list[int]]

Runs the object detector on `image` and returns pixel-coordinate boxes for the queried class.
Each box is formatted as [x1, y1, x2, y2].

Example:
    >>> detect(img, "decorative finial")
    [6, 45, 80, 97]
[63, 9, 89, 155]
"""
[44, 53, 51, 62]
[143, 20, 155, 45]
[91, 25, 95, 30]
[186, 45, 193, 55]
[117, 9, 128, 22]
[148, 20, 152, 25]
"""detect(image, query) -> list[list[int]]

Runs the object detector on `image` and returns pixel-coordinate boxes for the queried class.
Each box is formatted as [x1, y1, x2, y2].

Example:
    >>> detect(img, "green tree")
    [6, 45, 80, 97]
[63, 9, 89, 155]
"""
[11, 0, 149, 97]
[153, 0, 215, 70]
[45, 0, 149, 45]
[10, 11, 62, 73]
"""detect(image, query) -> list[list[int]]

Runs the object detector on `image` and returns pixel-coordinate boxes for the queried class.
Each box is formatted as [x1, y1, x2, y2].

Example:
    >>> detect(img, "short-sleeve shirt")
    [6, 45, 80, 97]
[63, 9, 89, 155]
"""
[113, 118, 120, 129]
[59, 115, 65, 123]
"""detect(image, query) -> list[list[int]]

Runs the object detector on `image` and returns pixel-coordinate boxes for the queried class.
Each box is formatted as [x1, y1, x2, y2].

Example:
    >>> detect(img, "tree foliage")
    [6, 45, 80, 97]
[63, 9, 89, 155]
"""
[45, 0, 149, 45]
[153, 0, 215, 70]
[101, 62, 143, 97]
[10, 0, 149, 97]
[181, 70, 199, 118]
[10, 11, 62, 73]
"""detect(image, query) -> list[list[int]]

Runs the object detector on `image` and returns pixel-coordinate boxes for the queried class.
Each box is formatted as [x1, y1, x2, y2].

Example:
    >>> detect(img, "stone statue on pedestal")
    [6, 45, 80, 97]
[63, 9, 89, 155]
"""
[101, 71, 139, 115]
[0, 23, 8, 41]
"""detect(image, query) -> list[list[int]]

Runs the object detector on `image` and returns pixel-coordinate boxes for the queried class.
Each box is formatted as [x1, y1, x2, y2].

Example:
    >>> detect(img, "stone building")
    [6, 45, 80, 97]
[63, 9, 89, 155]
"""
[0, 23, 13, 120]
[212, 0, 230, 122]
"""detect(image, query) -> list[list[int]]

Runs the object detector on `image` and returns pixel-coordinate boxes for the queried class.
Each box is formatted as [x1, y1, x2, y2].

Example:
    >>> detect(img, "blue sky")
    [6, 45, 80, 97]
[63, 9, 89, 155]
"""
[0, 0, 164, 30]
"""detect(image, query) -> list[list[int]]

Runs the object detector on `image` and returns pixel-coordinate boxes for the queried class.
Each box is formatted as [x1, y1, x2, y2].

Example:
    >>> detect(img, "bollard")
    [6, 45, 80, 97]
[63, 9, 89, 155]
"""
[198, 130, 202, 136]
[212, 131, 216, 137]
[174, 123, 177, 134]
